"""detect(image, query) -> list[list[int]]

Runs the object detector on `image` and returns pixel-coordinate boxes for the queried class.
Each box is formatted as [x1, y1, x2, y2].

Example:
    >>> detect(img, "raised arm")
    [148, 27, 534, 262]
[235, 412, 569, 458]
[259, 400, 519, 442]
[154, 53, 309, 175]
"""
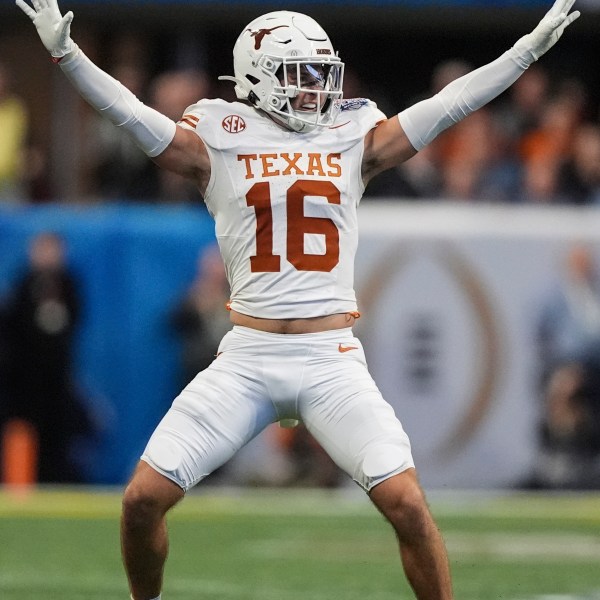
[16, 0, 210, 185]
[362, 0, 580, 182]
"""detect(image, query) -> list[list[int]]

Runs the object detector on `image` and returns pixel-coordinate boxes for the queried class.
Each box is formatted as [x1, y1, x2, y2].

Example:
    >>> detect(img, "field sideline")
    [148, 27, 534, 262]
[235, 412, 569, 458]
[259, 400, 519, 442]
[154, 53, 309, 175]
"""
[1, 486, 599, 599]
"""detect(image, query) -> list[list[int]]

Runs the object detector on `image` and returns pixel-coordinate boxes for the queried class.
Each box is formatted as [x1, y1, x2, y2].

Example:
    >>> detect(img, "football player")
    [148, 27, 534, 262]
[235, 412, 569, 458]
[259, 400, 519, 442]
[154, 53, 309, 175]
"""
[17, 1, 580, 599]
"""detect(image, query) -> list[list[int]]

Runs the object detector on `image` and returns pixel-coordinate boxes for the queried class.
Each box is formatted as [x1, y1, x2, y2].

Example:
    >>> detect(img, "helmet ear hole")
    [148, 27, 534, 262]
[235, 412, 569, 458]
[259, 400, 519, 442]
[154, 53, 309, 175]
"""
[246, 74, 260, 85]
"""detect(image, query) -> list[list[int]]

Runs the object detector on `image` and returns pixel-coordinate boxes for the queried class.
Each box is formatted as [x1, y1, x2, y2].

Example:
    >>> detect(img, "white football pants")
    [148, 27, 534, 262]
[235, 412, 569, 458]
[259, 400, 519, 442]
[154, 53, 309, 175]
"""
[142, 325, 414, 491]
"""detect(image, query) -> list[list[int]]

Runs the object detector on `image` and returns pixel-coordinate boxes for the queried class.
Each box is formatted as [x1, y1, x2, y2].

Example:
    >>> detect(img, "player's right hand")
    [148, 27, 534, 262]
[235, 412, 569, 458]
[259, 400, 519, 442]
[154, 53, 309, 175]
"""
[16, 0, 75, 59]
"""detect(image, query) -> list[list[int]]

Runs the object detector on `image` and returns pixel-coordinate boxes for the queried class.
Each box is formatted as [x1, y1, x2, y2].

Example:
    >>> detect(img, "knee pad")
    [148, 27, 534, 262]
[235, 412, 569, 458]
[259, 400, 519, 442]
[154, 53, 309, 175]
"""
[360, 441, 414, 492]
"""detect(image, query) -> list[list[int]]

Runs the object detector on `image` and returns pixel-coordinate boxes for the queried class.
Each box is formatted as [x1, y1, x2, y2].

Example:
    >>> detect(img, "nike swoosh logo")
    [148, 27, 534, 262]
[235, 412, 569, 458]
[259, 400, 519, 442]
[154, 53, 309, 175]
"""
[338, 343, 359, 353]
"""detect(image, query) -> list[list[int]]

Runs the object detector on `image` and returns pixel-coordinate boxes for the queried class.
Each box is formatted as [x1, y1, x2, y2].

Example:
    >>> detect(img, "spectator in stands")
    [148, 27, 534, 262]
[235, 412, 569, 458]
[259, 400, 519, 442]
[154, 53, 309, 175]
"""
[558, 122, 600, 205]
[538, 243, 600, 380]
[0, 61, 29, 203]
[526, 362, 600, 489]
[493, 65, 550, 148]
[436, 109, 498, 201]
[520, 155, 567, 203]
[518, 88, 585, 203]
[170, 245, 231, 388]
[0, 232, 91, 483]
[527, 243, 600, 489]
[484, 68, 552, 202]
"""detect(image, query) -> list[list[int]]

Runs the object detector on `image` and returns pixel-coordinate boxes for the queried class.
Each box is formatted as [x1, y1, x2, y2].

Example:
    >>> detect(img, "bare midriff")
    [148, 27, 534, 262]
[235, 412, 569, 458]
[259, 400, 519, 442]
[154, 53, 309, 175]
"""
[229, 309, 358, 334]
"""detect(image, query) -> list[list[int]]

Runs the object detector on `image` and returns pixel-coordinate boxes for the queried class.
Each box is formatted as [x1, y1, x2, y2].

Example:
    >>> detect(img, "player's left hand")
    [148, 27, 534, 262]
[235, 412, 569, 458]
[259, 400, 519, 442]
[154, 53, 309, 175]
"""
[515, 0, 580, 61]
[16, 0, 76, 59]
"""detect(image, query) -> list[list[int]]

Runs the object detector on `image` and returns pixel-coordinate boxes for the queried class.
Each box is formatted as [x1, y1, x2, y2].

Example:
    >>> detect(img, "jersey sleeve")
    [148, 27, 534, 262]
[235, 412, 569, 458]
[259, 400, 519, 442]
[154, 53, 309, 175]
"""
[178, 100, 218, 137]
[178, 105, 203, 131]
[177, 99, 258, 151]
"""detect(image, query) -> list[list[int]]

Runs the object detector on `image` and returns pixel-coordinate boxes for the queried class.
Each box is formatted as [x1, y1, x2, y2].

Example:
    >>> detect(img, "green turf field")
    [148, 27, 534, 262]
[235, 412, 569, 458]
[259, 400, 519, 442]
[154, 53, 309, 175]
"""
[0, 487, 599, 599]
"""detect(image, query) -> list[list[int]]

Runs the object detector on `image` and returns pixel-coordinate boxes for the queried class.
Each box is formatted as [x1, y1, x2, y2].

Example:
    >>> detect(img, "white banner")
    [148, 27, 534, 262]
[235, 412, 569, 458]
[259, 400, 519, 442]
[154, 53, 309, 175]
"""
[353, 202, 600, 488]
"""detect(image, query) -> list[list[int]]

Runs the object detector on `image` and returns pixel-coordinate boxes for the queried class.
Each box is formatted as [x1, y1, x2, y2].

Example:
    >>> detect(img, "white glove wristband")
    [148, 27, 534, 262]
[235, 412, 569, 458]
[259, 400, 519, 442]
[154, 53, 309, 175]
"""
[16, 0, 75, 59]
[514, 0, 580, 62]
[398, 47, 527, 151]
[59, 47, 176, 157]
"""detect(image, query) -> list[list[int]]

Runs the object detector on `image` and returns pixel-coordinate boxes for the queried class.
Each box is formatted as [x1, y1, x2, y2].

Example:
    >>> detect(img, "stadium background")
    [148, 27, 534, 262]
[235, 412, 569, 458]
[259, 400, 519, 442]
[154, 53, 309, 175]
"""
[1, 0, 600, 488]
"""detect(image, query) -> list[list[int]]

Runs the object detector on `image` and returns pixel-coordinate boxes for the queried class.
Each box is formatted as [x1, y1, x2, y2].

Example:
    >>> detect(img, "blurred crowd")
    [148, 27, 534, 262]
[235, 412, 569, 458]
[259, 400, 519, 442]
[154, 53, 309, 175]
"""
[1, 37, 600, 206]
[365, 61, 600, 203]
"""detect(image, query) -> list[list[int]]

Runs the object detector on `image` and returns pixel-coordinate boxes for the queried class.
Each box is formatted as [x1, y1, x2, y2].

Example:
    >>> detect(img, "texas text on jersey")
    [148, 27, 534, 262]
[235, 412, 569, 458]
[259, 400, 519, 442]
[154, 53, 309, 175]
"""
[178, 97, 386, 319]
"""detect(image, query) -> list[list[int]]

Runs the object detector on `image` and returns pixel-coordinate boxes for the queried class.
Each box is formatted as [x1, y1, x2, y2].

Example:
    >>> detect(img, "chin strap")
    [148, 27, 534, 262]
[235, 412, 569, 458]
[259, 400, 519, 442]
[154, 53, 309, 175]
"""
[217, 75, 239, 85]
[218, 75, 251, 101]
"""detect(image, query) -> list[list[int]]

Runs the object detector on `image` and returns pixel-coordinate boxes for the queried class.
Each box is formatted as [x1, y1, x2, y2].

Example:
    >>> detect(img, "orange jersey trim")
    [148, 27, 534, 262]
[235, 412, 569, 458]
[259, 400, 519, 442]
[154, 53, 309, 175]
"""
[179, 114, 200, 128]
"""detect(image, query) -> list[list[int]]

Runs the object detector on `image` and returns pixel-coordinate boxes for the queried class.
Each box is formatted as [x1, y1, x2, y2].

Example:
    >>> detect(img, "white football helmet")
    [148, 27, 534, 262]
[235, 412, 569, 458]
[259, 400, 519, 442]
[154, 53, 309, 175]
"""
[219, 11, 344, 133]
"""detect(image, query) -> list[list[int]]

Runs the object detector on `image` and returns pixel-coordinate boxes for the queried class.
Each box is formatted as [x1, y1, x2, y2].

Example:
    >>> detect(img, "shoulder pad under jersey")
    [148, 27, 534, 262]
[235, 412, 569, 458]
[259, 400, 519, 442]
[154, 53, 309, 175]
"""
[177, 99, 263, 149]
[325, 98, 386, 141]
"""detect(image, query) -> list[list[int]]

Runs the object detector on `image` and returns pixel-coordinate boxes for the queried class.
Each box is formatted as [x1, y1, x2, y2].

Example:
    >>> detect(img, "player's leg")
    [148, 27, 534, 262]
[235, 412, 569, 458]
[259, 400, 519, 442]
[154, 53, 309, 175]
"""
[309, 404, 453, 599]
[299, 330, 452, 599]
[121, 461, 184, 600]
[121, 329, 277, 600]
[368, 468, 453, 600]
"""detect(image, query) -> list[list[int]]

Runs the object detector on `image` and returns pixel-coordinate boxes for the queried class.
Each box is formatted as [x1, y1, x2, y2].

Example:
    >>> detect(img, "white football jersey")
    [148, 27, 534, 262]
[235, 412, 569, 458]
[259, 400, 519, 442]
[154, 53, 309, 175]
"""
[179, 98, 386, 319]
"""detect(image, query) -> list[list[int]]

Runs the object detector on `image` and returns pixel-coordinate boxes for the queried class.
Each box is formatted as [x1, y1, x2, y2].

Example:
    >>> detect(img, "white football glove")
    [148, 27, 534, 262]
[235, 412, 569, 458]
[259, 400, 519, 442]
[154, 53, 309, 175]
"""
[16, 0, 76, 60]
[514, 0, 580, 62]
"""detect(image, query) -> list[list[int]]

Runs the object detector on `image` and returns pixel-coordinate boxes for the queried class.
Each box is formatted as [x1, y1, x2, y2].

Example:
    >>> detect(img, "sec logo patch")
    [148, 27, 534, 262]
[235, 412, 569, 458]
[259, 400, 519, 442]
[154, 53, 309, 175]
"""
[222, 115, 246, 133]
